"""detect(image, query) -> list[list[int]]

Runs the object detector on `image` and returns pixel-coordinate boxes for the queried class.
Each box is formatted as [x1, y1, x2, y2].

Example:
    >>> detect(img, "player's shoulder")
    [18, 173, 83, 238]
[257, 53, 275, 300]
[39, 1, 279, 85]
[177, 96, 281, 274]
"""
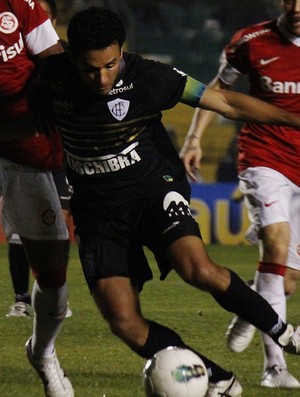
[2, 0, 48, 25]
[39, 52, 76, 88]
[230, 19, 276, 45]
[124, 52, 173, 74]
[42, 52, 71, 74]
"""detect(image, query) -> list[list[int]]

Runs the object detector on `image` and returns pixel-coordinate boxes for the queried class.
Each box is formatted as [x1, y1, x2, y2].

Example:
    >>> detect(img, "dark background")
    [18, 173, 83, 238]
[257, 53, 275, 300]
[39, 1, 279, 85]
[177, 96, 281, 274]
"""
[57, 0, 281, 83]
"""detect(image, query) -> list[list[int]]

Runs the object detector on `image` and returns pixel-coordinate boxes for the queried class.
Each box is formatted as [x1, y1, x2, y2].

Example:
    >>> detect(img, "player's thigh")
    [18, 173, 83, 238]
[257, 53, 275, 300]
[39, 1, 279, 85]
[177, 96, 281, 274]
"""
[286, 182, 300, 271]
[239, 167, 292, 229]
[260, 222, 290, 263]
[0, 160, 68, 241]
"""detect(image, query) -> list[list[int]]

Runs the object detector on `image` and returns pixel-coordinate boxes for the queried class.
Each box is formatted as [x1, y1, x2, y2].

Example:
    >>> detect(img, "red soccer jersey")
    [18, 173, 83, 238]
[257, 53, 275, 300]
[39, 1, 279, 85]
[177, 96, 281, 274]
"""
[0, 0, 63, 169]
[0, 0, 59, 115]
[219, 18, 300, 187]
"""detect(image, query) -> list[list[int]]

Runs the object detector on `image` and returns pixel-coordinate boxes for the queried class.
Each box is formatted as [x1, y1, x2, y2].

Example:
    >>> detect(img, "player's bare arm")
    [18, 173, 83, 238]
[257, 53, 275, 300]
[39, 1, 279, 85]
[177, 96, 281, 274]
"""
[36, 41, 64, 59]
[200, 86, 300, 129]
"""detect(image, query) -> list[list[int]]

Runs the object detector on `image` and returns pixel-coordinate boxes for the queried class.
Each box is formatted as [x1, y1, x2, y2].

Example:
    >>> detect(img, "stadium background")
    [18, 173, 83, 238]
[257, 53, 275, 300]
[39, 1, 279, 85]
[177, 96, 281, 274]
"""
[0, 0, 281, 244]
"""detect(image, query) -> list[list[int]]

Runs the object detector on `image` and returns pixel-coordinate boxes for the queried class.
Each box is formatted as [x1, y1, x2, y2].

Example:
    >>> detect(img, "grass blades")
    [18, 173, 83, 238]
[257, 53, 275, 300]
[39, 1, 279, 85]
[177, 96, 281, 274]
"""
[0, 244, 299, 396]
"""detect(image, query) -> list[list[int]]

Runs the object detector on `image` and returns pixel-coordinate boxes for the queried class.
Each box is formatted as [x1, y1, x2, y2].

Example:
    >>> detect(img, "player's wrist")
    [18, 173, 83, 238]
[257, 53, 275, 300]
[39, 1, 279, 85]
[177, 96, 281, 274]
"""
[186, 134, 200, 140]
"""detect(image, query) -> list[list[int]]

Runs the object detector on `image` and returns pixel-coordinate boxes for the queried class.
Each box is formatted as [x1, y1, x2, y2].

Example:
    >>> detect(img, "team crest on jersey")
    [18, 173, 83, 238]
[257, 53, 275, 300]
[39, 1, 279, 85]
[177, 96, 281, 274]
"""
[0, 12, 18, 34]
[107, 98, 130, 121]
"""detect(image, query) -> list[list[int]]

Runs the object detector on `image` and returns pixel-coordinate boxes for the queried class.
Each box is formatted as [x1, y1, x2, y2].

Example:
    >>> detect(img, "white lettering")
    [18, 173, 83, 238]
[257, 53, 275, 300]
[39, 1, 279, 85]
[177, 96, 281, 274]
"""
[24, 0, 35, 10]
[67, 149, 142, 175]
[260, 75, 300, 94]
[242, 28, 270, 43]
[0, 32, 24, 62]
[109, 83, 134, 95]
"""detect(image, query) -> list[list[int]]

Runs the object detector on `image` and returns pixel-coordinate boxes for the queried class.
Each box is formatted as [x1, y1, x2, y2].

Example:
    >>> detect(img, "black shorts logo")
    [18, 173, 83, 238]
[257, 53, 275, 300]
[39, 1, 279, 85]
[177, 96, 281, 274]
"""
[163, 191, 192, 218]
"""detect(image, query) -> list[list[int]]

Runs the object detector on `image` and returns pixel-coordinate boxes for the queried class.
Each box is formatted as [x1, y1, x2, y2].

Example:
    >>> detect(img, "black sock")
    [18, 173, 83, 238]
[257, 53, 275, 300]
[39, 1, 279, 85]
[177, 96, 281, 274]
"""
[8, 243, 31, 304]
[136, 321, 232, 382]
[213, 270, 286, 340]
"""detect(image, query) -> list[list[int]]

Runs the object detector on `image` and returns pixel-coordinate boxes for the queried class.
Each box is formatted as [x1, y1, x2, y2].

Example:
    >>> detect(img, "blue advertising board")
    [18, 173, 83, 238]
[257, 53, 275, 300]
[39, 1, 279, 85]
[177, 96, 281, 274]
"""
[190, 182, 251, 245]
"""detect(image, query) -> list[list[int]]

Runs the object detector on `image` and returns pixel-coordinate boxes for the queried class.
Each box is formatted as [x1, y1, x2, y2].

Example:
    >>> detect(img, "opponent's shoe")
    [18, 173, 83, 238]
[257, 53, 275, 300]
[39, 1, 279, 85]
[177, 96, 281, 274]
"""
[26, 337, 74, 397]
[226, 315, 256, 353]
[206, 375, 242, 397]
[279, 324, 300, 354]
[261, 365, 300, 388]
[65, 303, 73, 318]
[6, 301, 33, 317]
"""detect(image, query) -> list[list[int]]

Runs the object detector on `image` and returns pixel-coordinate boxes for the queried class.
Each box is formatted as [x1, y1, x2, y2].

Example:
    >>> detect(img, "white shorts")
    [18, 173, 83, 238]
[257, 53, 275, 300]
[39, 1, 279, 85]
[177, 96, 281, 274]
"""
[239, 167, 300, 270]
[0, 159, 68, 241]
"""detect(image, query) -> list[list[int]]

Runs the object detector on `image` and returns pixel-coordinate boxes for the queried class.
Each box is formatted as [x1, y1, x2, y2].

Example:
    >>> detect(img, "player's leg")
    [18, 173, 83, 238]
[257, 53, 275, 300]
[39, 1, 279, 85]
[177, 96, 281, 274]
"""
[7, 234, 32, 317]
[259, 183, 300, 388]
[226, 168, 300, 387]
[52, 169, 74, 318]
[78, 229, 242, 397]
[93, 275, 242, 397]
[167, 235, 286, 338]
[257, 223, 299, 388]
[1, 160, 73, 397]
[140, 185, 300, 354]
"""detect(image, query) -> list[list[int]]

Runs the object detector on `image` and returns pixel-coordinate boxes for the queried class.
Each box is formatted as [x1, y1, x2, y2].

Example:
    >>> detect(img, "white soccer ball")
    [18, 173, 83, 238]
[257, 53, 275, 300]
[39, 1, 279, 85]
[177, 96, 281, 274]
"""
[142, 346, 209, 397]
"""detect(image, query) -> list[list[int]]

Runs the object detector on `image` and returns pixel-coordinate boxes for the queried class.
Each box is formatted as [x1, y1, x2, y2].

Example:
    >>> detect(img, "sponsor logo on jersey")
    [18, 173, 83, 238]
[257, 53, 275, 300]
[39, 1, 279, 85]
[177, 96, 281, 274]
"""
[228, 28, 271, 54]
[260, 57, 280, 65]
[0, 32, 24, 62]
[0, 12, 18, 34]
[24, 0, 35, 10]
[260, 75, 300, 94]
[109, 80, 134, 95]
[107, 98, 130, 121]
[66, 142, 141, 175]
[242, 28, 270, 43]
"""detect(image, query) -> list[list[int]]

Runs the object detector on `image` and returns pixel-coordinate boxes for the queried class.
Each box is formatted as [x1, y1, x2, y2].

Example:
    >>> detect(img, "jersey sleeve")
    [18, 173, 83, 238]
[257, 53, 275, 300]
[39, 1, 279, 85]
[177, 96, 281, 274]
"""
[217, 50, 242, 86]
[221, 29, 250, 74]
[142, 60, 188, 110]
[10, 0, 59, 55]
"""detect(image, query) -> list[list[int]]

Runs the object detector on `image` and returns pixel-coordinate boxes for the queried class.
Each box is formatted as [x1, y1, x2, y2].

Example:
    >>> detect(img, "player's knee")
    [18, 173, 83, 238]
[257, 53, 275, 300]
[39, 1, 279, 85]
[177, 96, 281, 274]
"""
[32, 267, 67, 289]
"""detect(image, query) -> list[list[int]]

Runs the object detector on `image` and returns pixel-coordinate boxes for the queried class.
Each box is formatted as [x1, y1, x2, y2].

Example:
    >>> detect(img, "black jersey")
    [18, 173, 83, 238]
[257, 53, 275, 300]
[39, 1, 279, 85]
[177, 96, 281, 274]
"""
[37, 52, 195, 229]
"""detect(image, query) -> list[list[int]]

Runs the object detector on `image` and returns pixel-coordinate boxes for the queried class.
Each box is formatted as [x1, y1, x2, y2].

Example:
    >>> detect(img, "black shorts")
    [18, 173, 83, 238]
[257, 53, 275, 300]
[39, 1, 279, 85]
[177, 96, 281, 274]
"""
[52, 169, 73, 212]
[76, 186, 201, 292]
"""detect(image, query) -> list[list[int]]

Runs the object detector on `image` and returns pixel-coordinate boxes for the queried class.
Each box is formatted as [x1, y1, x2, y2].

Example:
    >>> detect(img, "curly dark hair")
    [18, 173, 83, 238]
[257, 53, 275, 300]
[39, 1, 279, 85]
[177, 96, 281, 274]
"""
[67, 7, 126, 56]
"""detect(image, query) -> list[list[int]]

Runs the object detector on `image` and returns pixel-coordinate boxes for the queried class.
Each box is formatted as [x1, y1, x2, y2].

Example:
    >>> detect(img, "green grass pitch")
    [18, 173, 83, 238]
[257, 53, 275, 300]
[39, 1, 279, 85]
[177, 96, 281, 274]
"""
[0, 243, 299, 396]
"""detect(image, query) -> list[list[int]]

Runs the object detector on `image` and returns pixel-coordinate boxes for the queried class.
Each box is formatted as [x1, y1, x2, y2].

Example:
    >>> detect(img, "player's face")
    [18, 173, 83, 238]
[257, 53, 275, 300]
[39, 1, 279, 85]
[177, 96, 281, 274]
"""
[74, 43, 123, 95]
[282, 0, 300, 36]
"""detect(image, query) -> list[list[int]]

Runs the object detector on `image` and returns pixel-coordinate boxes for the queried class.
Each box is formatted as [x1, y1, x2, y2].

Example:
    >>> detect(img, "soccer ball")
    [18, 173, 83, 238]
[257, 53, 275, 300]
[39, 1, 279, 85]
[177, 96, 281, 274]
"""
[142, 346, 208, 397]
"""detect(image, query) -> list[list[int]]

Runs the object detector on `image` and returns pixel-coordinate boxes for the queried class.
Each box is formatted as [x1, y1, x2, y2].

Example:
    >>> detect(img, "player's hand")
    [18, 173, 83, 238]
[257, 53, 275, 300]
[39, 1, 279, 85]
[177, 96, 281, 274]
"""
[179, 137, 203, 181]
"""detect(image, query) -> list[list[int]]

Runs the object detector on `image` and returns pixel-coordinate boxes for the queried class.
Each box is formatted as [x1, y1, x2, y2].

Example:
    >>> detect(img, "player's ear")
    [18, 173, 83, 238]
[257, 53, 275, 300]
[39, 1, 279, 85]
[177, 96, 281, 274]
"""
[119, 45, 123, 58]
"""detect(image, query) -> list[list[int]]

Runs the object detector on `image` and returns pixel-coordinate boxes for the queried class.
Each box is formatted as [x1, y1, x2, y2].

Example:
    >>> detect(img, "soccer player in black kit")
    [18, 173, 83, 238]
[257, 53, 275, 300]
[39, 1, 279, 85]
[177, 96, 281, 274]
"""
[29, 7, 300, 397]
